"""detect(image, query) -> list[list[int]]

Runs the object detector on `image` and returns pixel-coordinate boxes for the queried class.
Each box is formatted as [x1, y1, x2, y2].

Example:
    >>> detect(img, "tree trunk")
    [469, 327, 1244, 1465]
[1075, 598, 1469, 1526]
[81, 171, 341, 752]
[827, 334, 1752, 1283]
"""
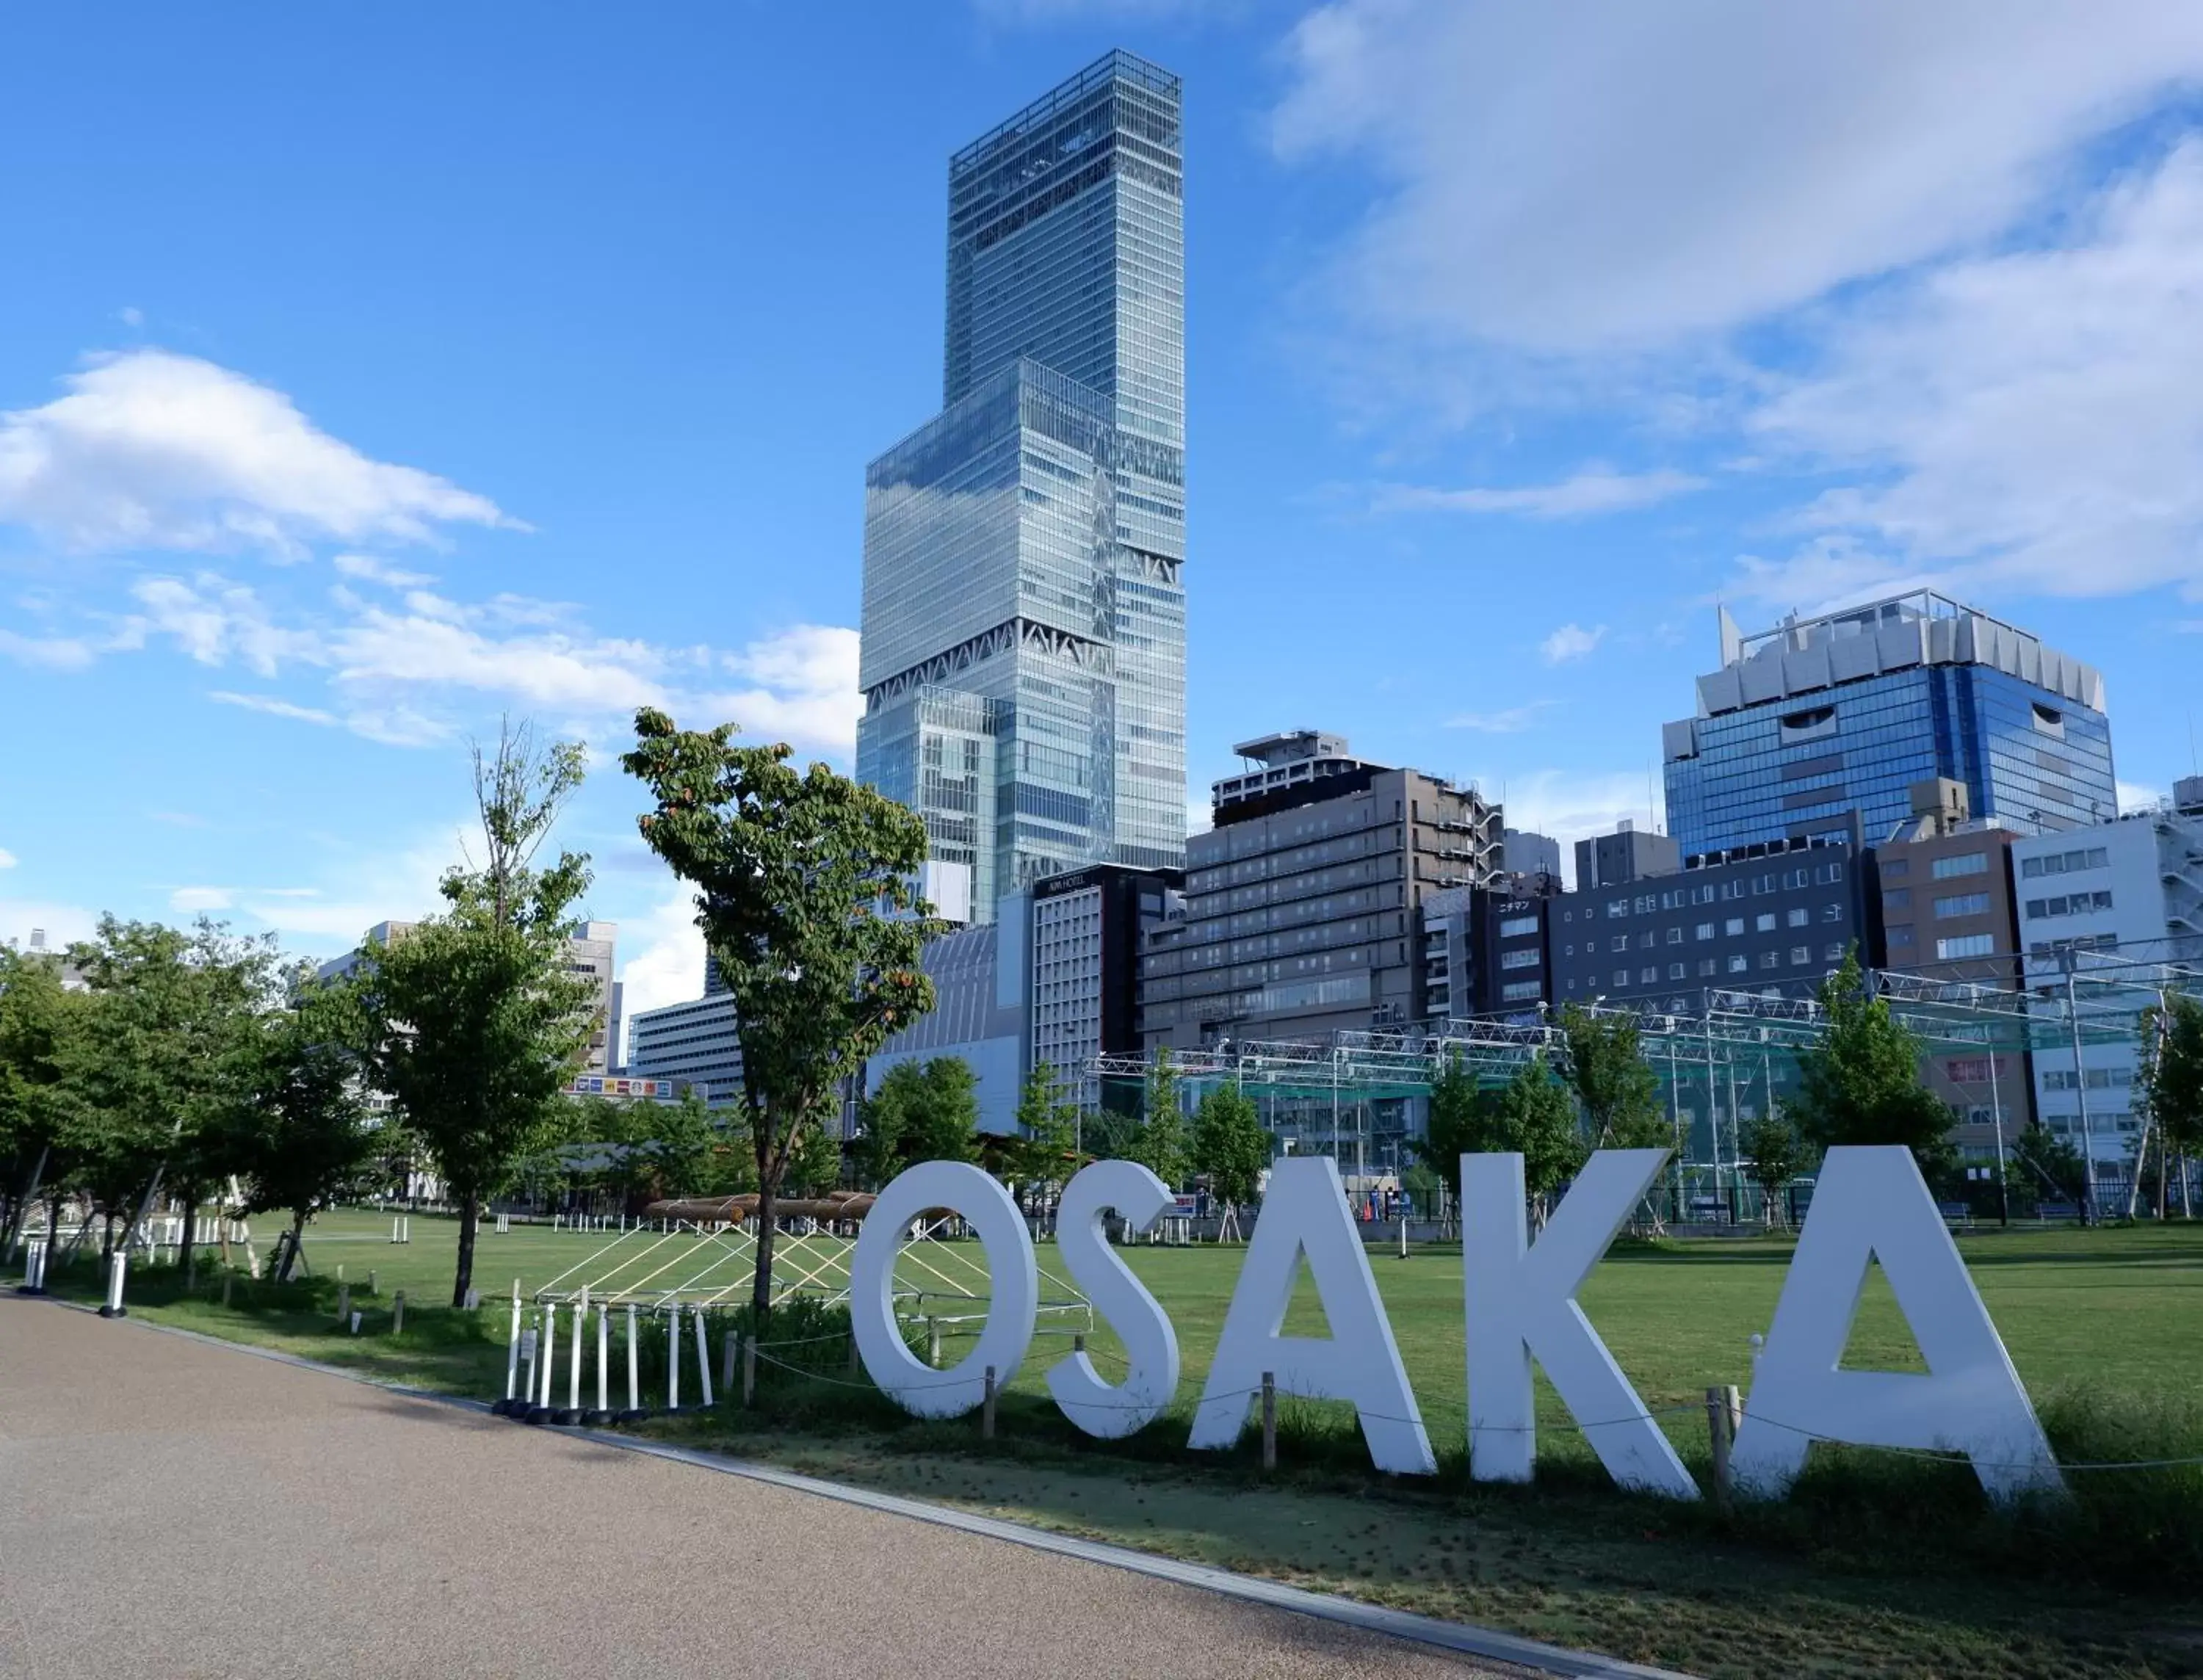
[282, 1212, 307, 1284]
[452, 1190, 480, 1309]
[101, 1212, 116, 1264]
[179, 1188, 199, 1287]
[750, 1180, 778, 1322]
[2, 1143, 48, 1257]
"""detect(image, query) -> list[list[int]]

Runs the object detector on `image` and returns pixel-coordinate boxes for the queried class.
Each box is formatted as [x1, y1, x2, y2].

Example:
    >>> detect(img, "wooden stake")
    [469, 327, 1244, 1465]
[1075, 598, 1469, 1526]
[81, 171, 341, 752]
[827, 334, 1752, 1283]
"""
[1261, 1372, 1276, 1471]
[1706, 1386, 1732, 1506]
[392, 1291, 405, 1336]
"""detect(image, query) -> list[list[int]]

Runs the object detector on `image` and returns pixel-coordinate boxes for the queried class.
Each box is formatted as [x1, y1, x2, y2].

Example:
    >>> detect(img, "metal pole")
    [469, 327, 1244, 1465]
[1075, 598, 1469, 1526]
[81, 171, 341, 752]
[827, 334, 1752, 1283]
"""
[1986, 1037, 2011, 1226]
[505, 1293, 523, 1400]
[2063, 958, 2098, 1225]
[667, 1309, 680, 1409]
[568, 1293, 585, 1412]
[540, 1304, 557, 1408]
[693, 1308, 714, 1408]
[597, 1304, 609, 1413]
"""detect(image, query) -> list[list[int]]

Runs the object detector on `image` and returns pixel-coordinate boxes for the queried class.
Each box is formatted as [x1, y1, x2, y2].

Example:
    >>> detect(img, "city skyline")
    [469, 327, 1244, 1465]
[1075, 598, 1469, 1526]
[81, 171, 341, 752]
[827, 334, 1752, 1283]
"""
[6, 6, 2203, 1038]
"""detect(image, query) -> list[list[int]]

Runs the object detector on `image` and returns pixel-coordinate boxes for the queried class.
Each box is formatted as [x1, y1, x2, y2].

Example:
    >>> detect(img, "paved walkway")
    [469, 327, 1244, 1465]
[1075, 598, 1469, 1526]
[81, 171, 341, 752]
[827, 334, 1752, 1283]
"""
[0, 1299, 1522, 1680]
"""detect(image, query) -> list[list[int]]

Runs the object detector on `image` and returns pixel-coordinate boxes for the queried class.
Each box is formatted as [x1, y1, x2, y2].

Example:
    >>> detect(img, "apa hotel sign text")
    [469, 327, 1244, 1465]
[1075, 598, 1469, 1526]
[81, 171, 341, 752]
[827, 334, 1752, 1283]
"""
[847, 1148, 2062, 1502]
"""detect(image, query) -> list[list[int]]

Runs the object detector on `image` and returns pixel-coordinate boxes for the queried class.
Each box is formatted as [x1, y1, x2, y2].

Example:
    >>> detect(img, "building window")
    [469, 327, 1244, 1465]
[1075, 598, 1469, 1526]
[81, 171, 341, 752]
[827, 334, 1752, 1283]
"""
[1640, 966, 1659, 985]
[1822, 904, 1843, 922]
[2025, 891, 2113, 920]
[1931, 852, 1989, 880]
[1499, 914, 1540, 938]
[1639, 932, 1656, 949]
[1933, 892, 1991, 919]
[1759, 951, 1779, 969]
[1790, 945, 1811, 965]
[1668, 962, 1685, 980]
[1696, 922, 1715, 940]
[1500, 949, 1541, 970]
[1606, 900, 1627, 919]
[1937, 933, 1997, 960]
[1787, 907, 1809, 928]
[2021, 847, 2110, 879]
[1825, 942, 1847, 961]
[1500, 980, 1543, 1002]
[1611, 935, 1629, 952]
[1614, 970, 1630, 988]
[1698, 958, 1716, 977]
[1725, 918, 1744, 936]
[1946, 1057, 1992, 1083]
[1880, 858, 1909, 878]
[1665, 927, 1683, 945]
[1755, 913, 1776, 933]
[1884, 888, 1912, 911]
[1728, 955, 1748, 974]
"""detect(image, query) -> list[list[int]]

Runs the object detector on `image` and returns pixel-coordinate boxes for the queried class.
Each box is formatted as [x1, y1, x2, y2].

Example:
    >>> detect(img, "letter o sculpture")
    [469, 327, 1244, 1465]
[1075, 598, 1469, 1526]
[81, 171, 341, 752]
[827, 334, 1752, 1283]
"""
[850, 1160, 1038, 1419]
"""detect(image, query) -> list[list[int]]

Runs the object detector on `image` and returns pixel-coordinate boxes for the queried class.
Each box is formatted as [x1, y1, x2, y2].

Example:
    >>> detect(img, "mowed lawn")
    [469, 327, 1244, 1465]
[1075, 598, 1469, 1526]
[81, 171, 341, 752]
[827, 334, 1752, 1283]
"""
[147, 1206, 2203, 1458]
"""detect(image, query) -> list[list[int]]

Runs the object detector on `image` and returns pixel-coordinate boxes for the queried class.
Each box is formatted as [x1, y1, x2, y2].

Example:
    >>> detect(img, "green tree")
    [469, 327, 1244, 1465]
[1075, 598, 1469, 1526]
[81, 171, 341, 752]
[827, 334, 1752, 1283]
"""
[62, 916, 280, 1264]
[1129, 1048, 1187, 1187]
[1737, 1110, 1811, 1226]
[784, 1120, 844, 1197]
[622, 706, 940, 1318]
[1010, 1061, 1081, 1200]
[906, 1057, 980, 1164]
[0, 947, 86, 1258]
[1190, 1080, 1269, 1209]
[2138, 993, 2203, 1217]
[1786, 951, 1956, 1181]
[1410, 1049, 1487, 1203]
[851, 1062, 917, 1189]
[233, 979, 382, 1280]
[1556, 1004, 1668, 1148]
[2013, 1120, 2087, 1212]
[1414, 1053, 1583, 1216]
[360, 722, 598, 1307]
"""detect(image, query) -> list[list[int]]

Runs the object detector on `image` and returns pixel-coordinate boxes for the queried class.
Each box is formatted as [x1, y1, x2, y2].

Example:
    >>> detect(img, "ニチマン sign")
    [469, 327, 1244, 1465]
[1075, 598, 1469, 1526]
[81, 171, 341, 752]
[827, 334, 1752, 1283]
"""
[847, 1147, 2061, 1502]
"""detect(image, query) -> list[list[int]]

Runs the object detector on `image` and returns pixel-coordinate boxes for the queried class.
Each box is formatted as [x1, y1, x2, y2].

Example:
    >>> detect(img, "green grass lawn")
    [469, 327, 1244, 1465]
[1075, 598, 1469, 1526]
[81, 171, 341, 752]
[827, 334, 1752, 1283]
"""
[43, 1209, 2203, 1679]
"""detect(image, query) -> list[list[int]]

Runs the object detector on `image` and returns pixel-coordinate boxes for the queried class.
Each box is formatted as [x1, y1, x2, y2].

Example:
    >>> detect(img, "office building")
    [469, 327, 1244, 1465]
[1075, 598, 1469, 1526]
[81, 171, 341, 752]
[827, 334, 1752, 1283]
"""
[1663, 593, 2115, 859]
[1574, 821, 1681, 892]
[318, 919, 619, 1076]
[1549, 834, 1863, 1015]
[1140, 732, 1505, 1050]
[1502, 828, 1563, 880]
[2013, 778, 2203, 1184]
[865, 902, 1033, 1137]
[1867, 778, 2036, 1153]
[628, 992, 743, 1103]
[1030, 863, 1182, 1110]
[1420, 874, 1563, 1023]
[856, 52, 1187, 921]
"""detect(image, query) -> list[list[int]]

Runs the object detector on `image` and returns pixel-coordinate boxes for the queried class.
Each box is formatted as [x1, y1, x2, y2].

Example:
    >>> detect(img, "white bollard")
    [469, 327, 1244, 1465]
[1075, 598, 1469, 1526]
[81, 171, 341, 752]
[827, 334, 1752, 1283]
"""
[568, 1296, 585, 1412]
[507, 1292, 524, 1400]
[521, 1322, 538, 1406]
[596, 1303, 609, 1413]
[402, 1216, 410, 1244]
[21, 1238, 43, 1292]
[100, 1250, 129, 1318]
[542, 1305, 562, 1408]
[667, 1310, 681, 1409]
[694, 1307, 714, 1408]
[626, 1304, 640, 1411]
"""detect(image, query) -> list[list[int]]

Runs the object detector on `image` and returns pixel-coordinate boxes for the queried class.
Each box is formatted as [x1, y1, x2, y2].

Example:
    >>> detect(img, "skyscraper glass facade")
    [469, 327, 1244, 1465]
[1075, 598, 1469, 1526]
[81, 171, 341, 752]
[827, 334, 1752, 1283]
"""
[858, 50, 1187, 922]
[1663, 593, 2116, 858]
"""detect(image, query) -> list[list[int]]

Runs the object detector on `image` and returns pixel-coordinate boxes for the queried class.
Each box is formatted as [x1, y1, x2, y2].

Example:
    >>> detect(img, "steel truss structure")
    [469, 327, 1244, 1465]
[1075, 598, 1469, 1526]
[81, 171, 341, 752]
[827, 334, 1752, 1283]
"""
[1085, 944, 2203, 1205]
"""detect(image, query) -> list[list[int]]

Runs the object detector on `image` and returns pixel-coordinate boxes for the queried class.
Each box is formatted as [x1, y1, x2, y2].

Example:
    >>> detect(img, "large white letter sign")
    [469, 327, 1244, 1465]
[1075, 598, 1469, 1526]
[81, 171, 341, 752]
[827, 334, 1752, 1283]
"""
[850, 1161, 1038, 1419]
[1463, 1149, 1698, 1499]
[1046, 1160, 1182, 1438]
[1187, 1156, 1434, 1475]
[1731, 1145, 2062, 1504]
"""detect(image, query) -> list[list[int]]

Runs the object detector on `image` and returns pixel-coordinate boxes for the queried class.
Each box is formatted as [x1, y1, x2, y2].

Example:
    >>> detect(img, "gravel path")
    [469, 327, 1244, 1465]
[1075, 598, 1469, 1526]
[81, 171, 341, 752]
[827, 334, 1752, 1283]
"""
[0, 1297, 1524, 1680]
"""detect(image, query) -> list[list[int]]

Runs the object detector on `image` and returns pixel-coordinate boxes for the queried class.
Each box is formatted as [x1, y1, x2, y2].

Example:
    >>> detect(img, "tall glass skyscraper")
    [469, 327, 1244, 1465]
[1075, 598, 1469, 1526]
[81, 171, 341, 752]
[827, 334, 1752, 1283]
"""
[856, 51, 1187, 924]
[1663, 592, 2116, 859]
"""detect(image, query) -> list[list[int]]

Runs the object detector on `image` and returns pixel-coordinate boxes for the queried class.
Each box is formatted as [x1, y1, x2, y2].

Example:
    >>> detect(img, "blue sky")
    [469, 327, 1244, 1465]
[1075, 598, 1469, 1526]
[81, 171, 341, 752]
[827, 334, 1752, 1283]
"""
[6, 1, 2203, 1034]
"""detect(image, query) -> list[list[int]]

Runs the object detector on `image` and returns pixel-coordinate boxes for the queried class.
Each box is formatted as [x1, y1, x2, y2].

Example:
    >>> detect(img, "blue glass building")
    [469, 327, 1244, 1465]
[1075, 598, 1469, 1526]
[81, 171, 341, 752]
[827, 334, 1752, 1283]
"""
[1663, 593, 2115, 860]
[857, 51, 1187, 922]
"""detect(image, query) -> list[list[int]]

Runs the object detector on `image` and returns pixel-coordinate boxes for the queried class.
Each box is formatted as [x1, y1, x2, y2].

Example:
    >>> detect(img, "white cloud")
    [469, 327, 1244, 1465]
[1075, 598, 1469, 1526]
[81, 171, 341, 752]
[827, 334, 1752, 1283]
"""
[698, 624, 864, 761]
[1375, 468, 1705, 519]
[332, 552, 435, 589]
[0, 627, 95, 670]
[209, 689, 341, 727]
[170, 886, 236, 913]
[132, 573, 319, 676]
[2118, 780, 2166, 814]
[1482, 770, 1665, 886]
[615, 892, 709, 1061]
[1273, 1, 2203, 356]
[1447, 701, 1550, 734]
[117, 306, 144, 327]
[0, 902, 101, 952]
[1734, 140, 2203, 606]
[1538, 623, 1606, 665]
[0, 349, 516, 558]
[0, 848, 15, 869]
